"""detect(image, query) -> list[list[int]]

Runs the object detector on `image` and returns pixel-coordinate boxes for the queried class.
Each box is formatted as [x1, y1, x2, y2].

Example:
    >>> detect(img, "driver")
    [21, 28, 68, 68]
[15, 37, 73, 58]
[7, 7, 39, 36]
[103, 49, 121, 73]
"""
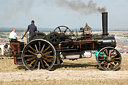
[22, 20, 37, 39]
[9, 28, 17, 41]
[9, 28, 24, 59]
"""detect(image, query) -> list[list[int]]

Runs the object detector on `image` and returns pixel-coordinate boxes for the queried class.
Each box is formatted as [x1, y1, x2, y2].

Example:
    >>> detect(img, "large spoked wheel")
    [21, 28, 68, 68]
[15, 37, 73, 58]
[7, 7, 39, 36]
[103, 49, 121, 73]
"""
[54, 25, 72, 34]
[22, 39, 56, 71]
[97, 47, 121, 71]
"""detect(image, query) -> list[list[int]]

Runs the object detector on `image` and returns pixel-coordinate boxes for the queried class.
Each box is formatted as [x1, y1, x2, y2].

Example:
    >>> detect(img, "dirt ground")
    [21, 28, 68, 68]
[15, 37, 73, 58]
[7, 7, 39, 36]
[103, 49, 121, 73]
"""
[0, 54, 128, 85]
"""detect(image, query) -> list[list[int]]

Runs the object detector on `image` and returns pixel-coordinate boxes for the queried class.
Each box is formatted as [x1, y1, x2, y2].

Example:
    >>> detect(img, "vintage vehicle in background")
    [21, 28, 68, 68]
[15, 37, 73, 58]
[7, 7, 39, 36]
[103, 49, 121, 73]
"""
[10, 12, 121, 71]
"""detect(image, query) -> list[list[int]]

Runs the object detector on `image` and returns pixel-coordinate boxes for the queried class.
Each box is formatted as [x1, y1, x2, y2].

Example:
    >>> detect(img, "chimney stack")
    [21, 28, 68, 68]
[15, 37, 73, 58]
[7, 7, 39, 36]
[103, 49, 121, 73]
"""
[102, 12, 109, 36]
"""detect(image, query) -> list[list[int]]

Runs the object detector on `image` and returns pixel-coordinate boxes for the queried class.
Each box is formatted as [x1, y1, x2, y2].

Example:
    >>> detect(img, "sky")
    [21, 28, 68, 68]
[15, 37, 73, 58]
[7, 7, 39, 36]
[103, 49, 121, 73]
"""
[0, 0, 128, 30]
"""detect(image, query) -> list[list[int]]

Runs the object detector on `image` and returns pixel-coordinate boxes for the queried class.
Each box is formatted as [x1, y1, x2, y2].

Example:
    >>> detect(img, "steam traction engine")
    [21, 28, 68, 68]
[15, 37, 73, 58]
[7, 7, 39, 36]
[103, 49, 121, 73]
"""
[10, 12, 121, 71]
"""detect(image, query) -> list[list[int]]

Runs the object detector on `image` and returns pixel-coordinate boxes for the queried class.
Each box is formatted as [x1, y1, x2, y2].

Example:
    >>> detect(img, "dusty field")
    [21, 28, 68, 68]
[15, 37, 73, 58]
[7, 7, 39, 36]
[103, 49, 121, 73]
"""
[0, 54, 128, 85]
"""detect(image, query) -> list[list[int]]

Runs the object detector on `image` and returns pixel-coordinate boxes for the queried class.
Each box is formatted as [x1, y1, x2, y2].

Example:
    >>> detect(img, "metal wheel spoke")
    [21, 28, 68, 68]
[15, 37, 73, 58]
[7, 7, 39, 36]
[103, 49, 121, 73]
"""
[112, 60, 119, 63]
[99, 58, 106, 61]
[44, 51, 52, 55]
[112, 54, 118, 57]
[110, 62, 113, 69]
[104, 62, 108, 68]
[33, 60, 38, 69]
[109, 50, 112, 57]
[107, 63, 109, 69]
[111, 50, 117, 56]
[45, 55, 53, 58]
[103, 52, 107, 57]
[41, 44, 45, 53]
[111, 50, 116, 54]
[35, 44, 39, 52]
[58, 27, 61, 32]
[43, 60, 49, 67]
[100, 60, 105, 64]
[28, 50, 35, 55]
[39, 41, 41, 51]
[112, 62, 116, 66]
[26, 57, 36, 62]
[43, 46, 50, 53]
[105, 49, 108, 56]
[40, 60, 45, 69]
[103, 49, 108, 56]
[38, 62, 40, 70]
[64, 28, 68, 33]
[30, 60, 36, 66]
[43, 57, 52, 62]
[99, 55, 105, 57]
[29, 45, 36, 52]
[25, 55, 35, 57]
[113, 58, 120, 60]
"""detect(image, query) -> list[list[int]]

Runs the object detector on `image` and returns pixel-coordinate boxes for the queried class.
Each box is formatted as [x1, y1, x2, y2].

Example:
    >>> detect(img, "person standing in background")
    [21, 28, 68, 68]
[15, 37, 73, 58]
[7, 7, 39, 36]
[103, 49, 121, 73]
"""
[22, 20, 37, 39]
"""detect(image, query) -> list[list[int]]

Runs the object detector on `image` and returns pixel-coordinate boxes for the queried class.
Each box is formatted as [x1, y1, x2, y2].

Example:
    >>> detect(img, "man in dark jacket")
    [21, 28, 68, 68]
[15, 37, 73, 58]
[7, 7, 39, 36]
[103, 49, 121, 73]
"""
[22, 20, 37, 39]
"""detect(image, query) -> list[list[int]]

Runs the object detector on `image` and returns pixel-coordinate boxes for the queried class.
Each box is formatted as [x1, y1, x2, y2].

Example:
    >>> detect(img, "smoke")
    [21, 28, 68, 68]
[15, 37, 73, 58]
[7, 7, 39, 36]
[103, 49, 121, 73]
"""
[55, 0, 106, 15]
[16, 0, 106, 15]
[1, 0, 106, 17]
[0, 0, 106, 21]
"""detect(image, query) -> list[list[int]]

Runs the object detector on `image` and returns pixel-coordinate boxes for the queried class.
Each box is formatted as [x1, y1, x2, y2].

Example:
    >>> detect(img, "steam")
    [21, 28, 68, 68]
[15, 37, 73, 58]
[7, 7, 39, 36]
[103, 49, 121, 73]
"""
[55, 0, 106, 15]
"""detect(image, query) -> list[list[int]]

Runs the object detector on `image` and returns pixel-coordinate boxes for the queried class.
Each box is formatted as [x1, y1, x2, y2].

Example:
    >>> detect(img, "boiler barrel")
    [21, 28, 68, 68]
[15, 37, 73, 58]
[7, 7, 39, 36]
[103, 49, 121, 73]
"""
[95, 36, 116, 49]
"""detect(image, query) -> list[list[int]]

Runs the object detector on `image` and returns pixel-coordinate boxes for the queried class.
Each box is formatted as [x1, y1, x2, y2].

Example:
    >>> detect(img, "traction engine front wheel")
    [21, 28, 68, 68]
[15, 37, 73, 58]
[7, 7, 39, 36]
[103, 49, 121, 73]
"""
[21, 39, 56, 71]
[97, 47, 121, 71]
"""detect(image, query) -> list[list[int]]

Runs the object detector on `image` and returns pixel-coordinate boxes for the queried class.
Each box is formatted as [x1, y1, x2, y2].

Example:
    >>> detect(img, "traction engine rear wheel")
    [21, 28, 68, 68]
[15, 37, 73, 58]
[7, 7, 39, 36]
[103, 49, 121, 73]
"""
[97, 47, 121, 71]
[22, 39, 56, 70]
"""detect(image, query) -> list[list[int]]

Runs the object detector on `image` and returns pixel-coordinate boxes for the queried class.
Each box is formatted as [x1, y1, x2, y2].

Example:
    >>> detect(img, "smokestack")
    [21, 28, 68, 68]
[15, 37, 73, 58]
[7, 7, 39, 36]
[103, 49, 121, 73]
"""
[102, 12, 109, 36]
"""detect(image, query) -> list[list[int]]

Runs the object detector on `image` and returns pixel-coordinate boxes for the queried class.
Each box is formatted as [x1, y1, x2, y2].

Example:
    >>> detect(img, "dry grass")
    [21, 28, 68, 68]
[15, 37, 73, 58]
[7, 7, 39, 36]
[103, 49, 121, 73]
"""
[54, 57, 98, 71]
[120, 54, 128, 71]
[0, 54, 128, 72]
[55, 54, 128, 71]
[0, 58, 26, 72]
[0, 54, 128, 85]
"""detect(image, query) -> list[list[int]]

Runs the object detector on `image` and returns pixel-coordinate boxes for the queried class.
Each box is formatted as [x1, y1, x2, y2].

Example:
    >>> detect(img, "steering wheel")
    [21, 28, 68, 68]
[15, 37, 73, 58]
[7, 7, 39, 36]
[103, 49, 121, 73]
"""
[54, 25, 72, 34]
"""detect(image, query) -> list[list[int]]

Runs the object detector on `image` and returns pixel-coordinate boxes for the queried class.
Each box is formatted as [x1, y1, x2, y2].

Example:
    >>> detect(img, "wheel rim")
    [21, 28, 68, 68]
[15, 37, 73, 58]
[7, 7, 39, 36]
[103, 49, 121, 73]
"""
[22, 39, 56, 70]
[97, 47, 121, 71]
